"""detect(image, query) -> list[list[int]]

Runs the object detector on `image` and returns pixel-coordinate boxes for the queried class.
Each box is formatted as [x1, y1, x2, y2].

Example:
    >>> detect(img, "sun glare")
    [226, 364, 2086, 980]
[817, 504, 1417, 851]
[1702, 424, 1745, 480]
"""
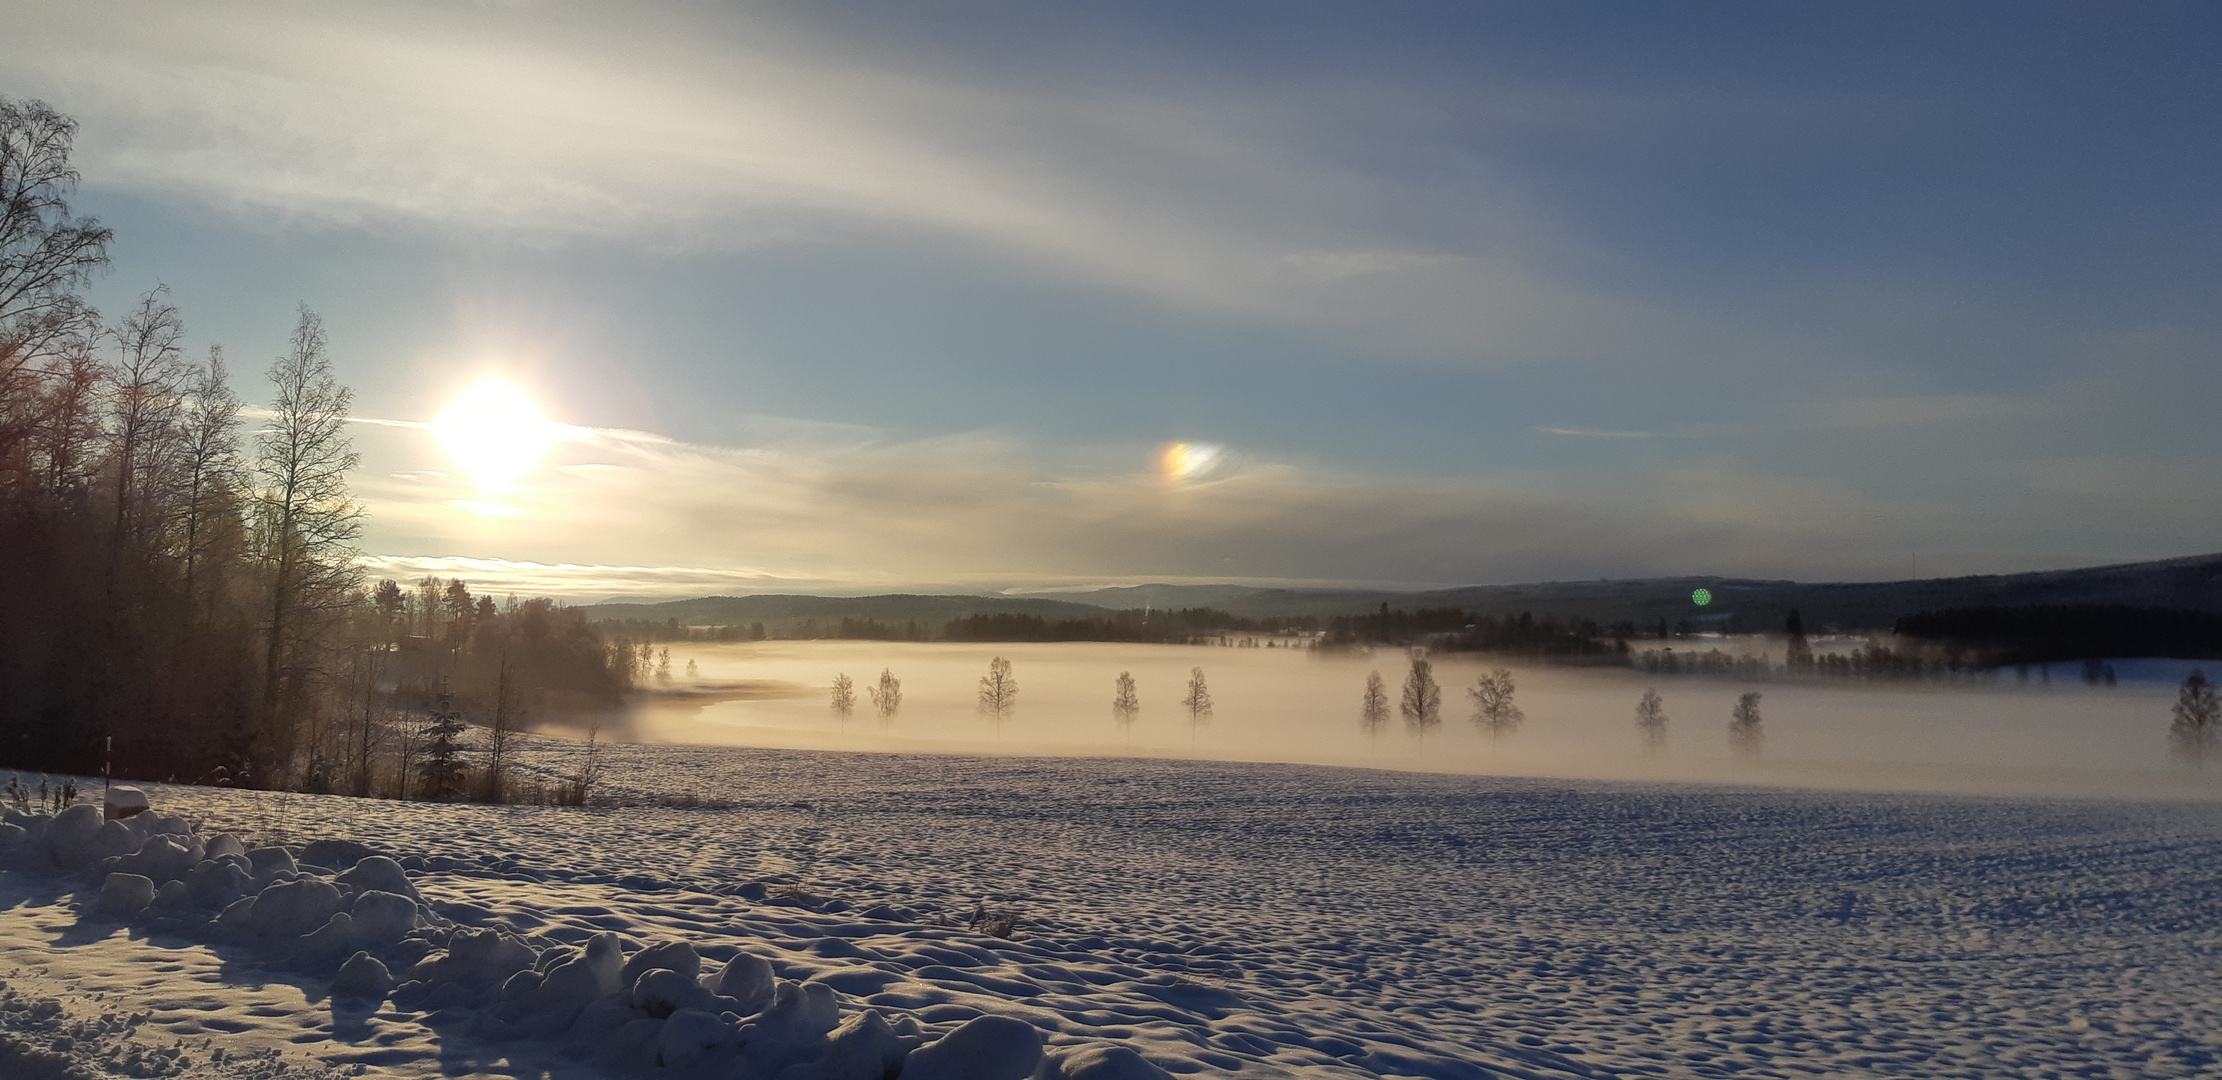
[433, 379, 557, 488]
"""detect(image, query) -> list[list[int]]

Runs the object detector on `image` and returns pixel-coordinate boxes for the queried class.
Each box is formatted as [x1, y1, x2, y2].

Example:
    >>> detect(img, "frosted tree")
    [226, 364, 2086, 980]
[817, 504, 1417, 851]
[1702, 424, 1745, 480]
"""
[1635, 688, 1667, 753]
[870, 668, 902, 722]
[1468, 667, 1524, 739]
[684, 658, 699, 680]
[1360, 671, 1390, 736]
[1729, 691, 1763, 758]
[830, 673, 856, 722]
[2171, 670, 2218, 763]
[655, 647, 672, 684]
[1112, 671, 1139, 729]
[979, 656, 1016, 720]
[1400, 657, 1441, 737]
[1183, 667, 1213, 736]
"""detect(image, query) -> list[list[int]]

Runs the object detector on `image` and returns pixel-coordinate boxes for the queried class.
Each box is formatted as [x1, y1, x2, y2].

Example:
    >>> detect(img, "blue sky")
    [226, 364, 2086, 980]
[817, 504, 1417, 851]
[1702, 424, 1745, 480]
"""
[5, 2, 2217, 597]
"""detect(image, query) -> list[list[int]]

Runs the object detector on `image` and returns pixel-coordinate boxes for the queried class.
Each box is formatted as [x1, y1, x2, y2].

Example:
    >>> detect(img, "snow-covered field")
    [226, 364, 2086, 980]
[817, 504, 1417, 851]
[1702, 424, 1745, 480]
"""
[7, 741, 2222, 1078]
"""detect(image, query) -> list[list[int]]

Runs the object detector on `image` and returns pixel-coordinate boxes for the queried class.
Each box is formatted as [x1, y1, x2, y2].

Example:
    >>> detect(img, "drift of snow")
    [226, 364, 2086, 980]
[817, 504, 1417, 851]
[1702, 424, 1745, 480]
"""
[5, 742, 2222, 1078]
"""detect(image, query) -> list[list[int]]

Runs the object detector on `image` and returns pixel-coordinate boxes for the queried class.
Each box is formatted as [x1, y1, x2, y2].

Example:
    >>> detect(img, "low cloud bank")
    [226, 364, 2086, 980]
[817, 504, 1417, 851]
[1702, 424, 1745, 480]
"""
[348, 417, 2222, 601]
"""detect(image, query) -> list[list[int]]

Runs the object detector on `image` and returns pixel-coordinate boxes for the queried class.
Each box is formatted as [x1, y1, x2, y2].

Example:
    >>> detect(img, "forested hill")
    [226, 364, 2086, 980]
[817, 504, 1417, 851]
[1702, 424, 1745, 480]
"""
[1128, 552, 2222, 633]
[1400, 552, 2222, 632]
[585, 552, 2222, 636]
[583, 593, 1115, 636]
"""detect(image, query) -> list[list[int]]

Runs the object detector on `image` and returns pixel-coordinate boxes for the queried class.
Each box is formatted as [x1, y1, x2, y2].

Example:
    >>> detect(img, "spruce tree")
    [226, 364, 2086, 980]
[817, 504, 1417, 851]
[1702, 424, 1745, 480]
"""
[418, 695, 468, 801]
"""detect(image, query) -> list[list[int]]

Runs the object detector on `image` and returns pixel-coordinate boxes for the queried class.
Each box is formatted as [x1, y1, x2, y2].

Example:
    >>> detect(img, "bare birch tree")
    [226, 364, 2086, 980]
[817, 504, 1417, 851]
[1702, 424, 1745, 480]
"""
[253, 307, 362, 773]
[869, 668, 902, 721]
[0, 97, 110, 491]
[105, 286, 189, 555]
[2171, 670, 2218, 763]
[483, 650, 522, 802]
[1468, 667, 1524, 739]
[1183, 667, 1213, 736]
[1112, 670, 1139, 730]
[1729, 691, 1763, 758]
[179, 345, 243, 606]
[1401, 656, 1441, 737]
[1635, 688, 1667, 754]
[1360, 670, 1390, 736]
[979, 656, 1016, 720]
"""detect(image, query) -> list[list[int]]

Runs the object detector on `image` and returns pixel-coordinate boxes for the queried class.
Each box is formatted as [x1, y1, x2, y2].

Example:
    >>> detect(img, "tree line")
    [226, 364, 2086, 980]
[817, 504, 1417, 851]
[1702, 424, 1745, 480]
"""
[1632, 604, 2211, 684]
[0, 98, 629, 796]
[603, 608, 1322, 645]
[1894, 605, 2222, 667]
[606, 604, 1627, 653]
[1322, 604, 1621, 657]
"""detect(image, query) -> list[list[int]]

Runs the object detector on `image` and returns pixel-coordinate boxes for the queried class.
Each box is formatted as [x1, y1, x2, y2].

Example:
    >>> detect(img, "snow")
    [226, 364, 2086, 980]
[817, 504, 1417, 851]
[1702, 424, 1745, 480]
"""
[104, 787, 150, 820]
[899, 1014, 1042, 1080]
[5, 744, 2222, 1077]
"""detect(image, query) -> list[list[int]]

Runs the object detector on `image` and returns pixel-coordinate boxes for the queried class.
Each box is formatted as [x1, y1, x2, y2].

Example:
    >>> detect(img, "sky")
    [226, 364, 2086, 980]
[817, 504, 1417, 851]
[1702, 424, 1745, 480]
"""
[4, 1, 2218, 599]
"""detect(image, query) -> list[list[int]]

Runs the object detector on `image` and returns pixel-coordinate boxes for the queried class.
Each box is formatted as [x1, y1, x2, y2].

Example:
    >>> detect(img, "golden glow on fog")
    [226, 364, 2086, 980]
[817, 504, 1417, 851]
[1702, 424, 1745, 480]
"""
[433, 379, 557, 487]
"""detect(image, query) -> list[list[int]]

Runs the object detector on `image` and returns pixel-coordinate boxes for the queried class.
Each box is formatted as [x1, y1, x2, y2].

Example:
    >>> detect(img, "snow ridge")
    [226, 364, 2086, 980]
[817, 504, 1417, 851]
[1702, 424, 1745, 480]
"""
[1, 787, 1557, 1078]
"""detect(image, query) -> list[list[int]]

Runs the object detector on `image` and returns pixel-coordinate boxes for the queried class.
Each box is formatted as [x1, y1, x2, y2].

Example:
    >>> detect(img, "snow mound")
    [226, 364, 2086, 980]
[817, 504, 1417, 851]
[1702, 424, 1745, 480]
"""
[900, 1014, 1044, 1080]
[0, 791, 1102, 1079]
[1052, 1044, 1176, 1080]
[102, 785, 149, 819]
[331, 951, 394, 999]
[94, 872, 154, 916]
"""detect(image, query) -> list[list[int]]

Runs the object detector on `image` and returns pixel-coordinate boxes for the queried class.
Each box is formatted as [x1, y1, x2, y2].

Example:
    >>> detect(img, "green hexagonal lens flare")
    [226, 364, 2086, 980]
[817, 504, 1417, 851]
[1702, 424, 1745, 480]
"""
[1691, 588, 1713, 606]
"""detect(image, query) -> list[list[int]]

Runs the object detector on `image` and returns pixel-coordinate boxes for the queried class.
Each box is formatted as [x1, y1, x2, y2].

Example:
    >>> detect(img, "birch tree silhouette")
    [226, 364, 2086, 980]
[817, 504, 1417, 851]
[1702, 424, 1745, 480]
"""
[1635, 688, 1667, 753]
[1730, 692, 1764, 758]
[1401, 657, 1441, 737]
[1468, 667, 1523, 739]
[1183, 667, 1213, 738]
[253, 307, 362, 769]
[979, 656, 1017, 720]
[1360, 671, 1390, 737]
[870, 668, 902, 722]
[2171, 670, 2218, 763]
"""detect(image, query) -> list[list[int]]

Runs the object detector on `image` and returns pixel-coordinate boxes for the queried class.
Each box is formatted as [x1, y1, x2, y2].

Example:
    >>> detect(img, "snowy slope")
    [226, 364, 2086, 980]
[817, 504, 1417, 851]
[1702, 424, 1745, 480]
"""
[6, 744, 2222, 1078]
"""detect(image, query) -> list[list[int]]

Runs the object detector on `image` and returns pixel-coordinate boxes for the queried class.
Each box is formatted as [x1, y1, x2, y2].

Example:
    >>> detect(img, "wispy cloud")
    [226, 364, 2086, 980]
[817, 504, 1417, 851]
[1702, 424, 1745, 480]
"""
[354, 554, 850, 603]
[342, 409, 2214, 598]
[1537, 392, 2057, 444]
[0, 0, 1708, 361]
[1794, 394, 2049, 432]
[1535, 426, 1659, 440]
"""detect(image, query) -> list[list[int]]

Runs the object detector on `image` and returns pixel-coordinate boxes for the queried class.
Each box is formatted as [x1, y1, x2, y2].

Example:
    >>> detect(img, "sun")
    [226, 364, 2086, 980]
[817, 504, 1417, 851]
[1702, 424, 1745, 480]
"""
[433, 379, 557, 488]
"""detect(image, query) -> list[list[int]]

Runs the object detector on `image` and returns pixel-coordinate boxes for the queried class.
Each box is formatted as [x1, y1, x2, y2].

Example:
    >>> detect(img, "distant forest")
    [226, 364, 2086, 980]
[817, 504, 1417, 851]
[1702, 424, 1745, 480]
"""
[1895, 605, 2222, 666]
[594, 603, 1624, 658]
[595, 608, 1321, 645]
[0, 98, 631, 793]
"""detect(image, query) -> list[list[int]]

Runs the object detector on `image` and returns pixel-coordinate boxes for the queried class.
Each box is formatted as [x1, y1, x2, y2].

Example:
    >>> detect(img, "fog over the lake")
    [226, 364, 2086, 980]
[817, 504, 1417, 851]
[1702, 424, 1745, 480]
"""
[608, 640, 2211, 801]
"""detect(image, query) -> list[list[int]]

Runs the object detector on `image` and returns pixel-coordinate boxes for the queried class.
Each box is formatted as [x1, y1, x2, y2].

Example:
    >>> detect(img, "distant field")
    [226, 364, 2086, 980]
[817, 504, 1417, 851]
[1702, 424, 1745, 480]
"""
[594, 639, 2220, 801]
